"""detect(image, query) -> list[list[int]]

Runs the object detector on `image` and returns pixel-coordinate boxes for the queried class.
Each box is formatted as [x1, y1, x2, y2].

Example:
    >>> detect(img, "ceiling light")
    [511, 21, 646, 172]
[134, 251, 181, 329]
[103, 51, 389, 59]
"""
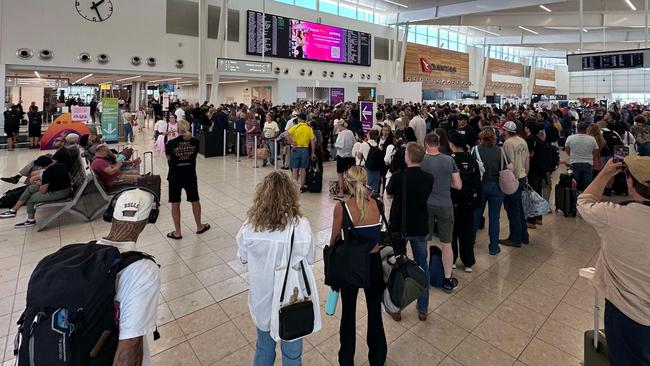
[73, 73, 93, 84]
[115, 75, 141, 82]
[467, 26, 500, 36]
[625, 0, 637, 11]
[518, 26, 539, 35]
[33, 71, 41, 78]
[539, 5, 552, 12]
[384, 0, 408, 8]
[177, 81, 194, 85]
[583, 28, 588, 32]
[539, 47, 549, 51]
[149, 77, 182, 83]
[218, 80, 249, 84]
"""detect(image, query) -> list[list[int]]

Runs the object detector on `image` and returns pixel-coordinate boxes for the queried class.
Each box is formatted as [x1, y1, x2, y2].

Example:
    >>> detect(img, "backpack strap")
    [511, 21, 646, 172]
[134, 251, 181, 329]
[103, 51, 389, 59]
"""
[116, 251, 159, 272]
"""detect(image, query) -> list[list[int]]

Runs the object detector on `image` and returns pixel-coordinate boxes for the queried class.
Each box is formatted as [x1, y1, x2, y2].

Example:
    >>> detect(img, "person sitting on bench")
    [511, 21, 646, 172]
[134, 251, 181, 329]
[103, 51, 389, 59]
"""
[0, 155, 72, 227]
[91, 144, 140, 189]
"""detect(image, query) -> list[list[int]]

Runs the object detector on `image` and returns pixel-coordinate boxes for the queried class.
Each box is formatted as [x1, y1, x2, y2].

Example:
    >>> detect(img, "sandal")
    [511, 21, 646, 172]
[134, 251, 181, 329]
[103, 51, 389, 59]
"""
[166, 232, 183, 240]
[196, 223, 211, 234]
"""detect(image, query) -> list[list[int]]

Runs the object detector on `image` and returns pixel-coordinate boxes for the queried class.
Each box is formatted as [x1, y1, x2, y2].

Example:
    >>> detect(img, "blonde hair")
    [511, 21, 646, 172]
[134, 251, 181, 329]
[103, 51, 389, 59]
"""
[344, 166, 370, 222]
[247, 172, 302, 232]
[177, 120, 192, 140]
[587, 124, 606, 149]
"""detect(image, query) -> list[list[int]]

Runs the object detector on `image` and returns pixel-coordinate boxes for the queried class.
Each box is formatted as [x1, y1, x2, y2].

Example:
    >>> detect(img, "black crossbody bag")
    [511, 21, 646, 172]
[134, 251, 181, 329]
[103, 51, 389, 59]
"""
[278, 228, 315, 341]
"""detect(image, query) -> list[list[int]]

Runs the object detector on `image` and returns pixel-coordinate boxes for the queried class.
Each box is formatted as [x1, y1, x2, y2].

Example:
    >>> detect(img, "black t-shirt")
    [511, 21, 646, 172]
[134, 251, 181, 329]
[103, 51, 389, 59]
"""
[165, 137, 199, 180]
[42, 163, 71, 192]
[386, 167, 433, 236]
[52, 147, 73, 171]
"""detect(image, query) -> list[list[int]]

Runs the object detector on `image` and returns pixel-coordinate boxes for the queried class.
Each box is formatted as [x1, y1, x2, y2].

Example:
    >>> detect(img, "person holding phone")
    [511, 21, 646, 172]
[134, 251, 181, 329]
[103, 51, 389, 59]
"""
[577, 156, 650, 366]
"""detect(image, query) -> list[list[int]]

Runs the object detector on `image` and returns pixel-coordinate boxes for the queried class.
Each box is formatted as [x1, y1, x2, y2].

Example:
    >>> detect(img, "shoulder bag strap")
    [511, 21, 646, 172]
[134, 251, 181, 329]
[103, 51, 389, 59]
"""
[279, 225, 312, 302]
[500, 147, 507, 170]
[374, 197, 389, 229]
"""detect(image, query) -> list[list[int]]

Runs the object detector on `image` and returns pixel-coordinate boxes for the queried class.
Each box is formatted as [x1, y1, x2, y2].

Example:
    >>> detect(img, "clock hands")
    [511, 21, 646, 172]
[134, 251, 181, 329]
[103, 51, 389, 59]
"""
[94, 6, 103, 21]
[90, 0, 106, 21]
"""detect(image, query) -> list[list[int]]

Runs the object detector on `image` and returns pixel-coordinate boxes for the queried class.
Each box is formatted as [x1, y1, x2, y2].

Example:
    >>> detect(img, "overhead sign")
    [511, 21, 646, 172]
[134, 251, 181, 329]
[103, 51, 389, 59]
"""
[71, 106, 91, 121]
[360, 101, 375, 133]
[100, 97, 119, 142]
[420, 58, 457, 73]
[100, 83, 111, 90]
[217, 58, 272, 74]
[567, 48, 650, 71]
[5, 77, 69, 88]
[329, 88, 345, 105]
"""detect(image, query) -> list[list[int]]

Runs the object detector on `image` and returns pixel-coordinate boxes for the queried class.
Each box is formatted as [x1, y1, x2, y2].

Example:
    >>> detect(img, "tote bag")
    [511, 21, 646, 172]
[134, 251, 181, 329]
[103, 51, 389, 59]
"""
[498, 149, 519, 195]
[522, 184, 551, 218]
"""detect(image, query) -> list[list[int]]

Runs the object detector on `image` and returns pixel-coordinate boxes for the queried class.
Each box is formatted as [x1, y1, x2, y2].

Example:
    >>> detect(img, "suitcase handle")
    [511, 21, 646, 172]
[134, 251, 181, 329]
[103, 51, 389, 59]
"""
[142, 151, 154, 175]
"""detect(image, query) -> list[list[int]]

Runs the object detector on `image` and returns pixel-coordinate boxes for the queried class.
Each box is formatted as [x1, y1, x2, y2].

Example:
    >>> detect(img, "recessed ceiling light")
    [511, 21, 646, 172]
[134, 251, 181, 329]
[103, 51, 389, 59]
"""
[384, 0, 408, 8]
[115, 75, 141, 82]
[583, 28, 588, 32]
[33, 71, 41, 78]
[539, 47, 549, 51]
[149, 77, 182, 83]
[518, 26, 539, 35]
[539, 5, 552, 12]
[467, 26, 500, 36]
[625, 0, 637, 11]
[73, 73, 93, 84]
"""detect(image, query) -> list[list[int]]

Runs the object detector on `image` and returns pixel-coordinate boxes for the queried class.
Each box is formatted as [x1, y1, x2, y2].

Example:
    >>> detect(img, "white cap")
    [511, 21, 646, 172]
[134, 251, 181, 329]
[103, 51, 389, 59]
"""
[113, 189, 156, 222]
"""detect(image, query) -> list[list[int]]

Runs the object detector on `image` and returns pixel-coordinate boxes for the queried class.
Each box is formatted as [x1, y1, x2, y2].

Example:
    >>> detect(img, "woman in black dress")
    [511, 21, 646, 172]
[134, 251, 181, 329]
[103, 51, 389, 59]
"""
[27, 105, 42, 149]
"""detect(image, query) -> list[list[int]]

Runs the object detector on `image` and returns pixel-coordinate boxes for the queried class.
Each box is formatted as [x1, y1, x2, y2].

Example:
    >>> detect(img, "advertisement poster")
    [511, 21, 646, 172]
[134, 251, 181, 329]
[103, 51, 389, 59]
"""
[360, 101, 374, 133]
[329, 88, 345, 105]
[71, 106, 91, 122]
[101, 97, 119, 142]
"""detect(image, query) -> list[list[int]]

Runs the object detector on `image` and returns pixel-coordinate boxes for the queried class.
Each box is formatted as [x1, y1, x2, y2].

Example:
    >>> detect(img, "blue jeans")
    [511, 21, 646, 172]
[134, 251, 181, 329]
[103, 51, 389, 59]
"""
[405, 236, 429, 312]
[264, 139, 277, 166]
[503, 178, 529, 245]
[473, 181, 505, 254]
[123, 123, 134, 142]
[605, 299, 650, 365]
[638, 142, 650, 157]
[366, 168, 380, 196]
[253, 328, 303, 366]
[571, 163, 593, 191]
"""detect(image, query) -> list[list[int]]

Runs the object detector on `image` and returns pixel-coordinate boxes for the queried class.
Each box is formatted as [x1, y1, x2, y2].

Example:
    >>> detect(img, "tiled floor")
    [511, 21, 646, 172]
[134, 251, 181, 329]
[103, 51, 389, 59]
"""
[0, 127, 603, 365]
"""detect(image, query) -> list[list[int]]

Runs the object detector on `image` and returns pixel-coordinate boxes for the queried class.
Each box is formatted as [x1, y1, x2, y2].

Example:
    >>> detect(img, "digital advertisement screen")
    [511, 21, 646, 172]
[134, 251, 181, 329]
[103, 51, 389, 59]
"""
[247, 10, 371, 66]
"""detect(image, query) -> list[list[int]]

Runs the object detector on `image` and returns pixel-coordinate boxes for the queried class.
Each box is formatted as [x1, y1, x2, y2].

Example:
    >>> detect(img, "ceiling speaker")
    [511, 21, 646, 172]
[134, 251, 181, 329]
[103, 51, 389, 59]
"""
[146, 57, 157, 66]
[16, 48, 33, 60]
[97, 54, 110, 64]
[78, 52, 91, 63]
[131, 56, 142, 66]
[39, 49, 53, 60]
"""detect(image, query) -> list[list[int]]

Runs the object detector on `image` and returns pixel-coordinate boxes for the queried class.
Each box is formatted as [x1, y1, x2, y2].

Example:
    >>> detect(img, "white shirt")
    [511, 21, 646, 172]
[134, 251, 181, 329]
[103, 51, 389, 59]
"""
[154, 120, 168, 133]
[236, 218, 321, 341]
[285, 117, 297, 131]
[97, 102, 103, 113]
[335, 129, 356, 158]
[263, 121, 280, 139]
[409, 115, 426, 145]
[384, 144, 396, 179]
[352, 141, 363, 165]
[97, 239, 161, 366]
[358, 140, 378, 166]
[565, 133, 598, 165]
[174, 108, 186, 121]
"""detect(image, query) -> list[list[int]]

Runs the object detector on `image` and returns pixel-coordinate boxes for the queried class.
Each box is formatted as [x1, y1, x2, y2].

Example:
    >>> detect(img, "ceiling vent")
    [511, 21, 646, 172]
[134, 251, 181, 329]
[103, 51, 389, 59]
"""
[78, 52, 91, 63]
[97, 54, 110, 64]
[131, 56, 142, 66]
[175, 59, 184, 69]
[39, 49, 53, 60]
[146, 57, 157, 66]
[16, 48, 33, 60]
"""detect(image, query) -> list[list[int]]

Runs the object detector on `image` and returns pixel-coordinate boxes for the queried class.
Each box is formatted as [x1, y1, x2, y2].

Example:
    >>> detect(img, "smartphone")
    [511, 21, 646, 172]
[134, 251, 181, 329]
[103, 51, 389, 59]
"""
[613, 145, 629, 163]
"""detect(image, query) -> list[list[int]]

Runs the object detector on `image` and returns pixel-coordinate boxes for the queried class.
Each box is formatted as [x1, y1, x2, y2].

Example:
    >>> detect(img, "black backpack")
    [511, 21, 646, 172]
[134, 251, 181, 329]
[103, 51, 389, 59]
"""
[389, 146, 406, 173]
[544, 123, 559, 143]
[601, 129, 623, 157]
[538, 142, 560, 172]
[15, 242, 158, 366]
[364, 142, 385, 171]
[451, 152, 482, 208]
[306, 160, 322, 193]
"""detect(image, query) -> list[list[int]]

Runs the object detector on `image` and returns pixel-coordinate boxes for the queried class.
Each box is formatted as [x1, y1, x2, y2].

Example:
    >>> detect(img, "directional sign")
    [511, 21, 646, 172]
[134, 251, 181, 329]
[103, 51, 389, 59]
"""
[101, 97, 119, 142]
[360, 101, 375, 133]
[217, 58, 272, 74]
[71, 106, 91, 122]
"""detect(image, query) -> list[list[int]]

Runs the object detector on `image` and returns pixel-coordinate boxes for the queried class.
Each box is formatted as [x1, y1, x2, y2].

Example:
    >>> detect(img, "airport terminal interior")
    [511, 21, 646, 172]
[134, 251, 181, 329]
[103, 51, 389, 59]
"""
[1, 0, 650, 365]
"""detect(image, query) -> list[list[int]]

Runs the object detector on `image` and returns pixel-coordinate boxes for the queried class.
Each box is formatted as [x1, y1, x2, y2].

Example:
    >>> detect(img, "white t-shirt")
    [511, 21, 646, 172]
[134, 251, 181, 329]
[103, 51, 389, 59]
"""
[352, 141, 363, 165]
[154, 120, 168, 133]
[97, 239, 160, 366]
[285, 117, 297, 131]
[262, 121, 280, 139]
[174, 108, 186, 121]
[409, 116, 426, 145]
[565, 133, 598, 165]
[334, 129, 356, 158]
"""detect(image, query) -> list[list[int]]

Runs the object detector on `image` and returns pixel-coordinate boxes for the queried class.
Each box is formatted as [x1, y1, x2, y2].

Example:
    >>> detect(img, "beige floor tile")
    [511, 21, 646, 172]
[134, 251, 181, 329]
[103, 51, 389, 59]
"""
[451, 334, 516, 366]
[159, 261, 193, 284]
[218, 291, 250, 319]
[301, 349, 334, 365]
[148, 321, 187, 356]
[409, 315, 469, 354]
[183, 252, 224, 272]
[519, 338, 582, 366]
[315, 332, 368, 365]
[472, 316, 533, 358]
[491, 300, 548, 335]
[156, 302, 175, 326]
[195, 263, 239, 287]
[434, 297, 490, 331]
[438, 357, 463, 366]
[508, 285, 561, 316]
[151, 341, 201, 366]
[177, 303, 230, 339]
[167, 289, 216, 318]
[535, 319, 584, 359]
[160, 273, 204, 301]
[210, 344, 256, 366]
[387, 331, 446, 366]
[188, 321, 248, 365]
[231, 313, 258, 343]
[549, 301, 596, 333]
[206, 275, 248, 302]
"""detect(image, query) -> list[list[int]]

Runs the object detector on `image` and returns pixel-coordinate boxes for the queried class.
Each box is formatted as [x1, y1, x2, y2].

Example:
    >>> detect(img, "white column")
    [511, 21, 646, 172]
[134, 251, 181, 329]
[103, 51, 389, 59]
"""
[198, 0, 208, 103]
[396, 24, 409, 82]
[479, 45, 491, 98]
[209, 0, 228, 105]
[0, 64, 5, 130]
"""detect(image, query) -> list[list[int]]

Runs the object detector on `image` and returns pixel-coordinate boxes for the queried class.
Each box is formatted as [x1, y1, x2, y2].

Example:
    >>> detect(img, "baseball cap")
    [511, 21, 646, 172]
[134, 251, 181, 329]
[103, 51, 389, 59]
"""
[113, 189, 156, 222]
[502, 121, 518, 133]
[624, 156, 650, 188]
[447, 130, 466, 147]
[65, 133, 80, 143]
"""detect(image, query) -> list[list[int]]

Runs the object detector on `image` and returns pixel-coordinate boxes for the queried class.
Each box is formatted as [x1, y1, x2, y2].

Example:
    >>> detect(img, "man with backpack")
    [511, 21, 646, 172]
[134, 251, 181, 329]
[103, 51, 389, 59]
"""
[358, 129, 384, 196]
[14, 189, 161, 365]
[448, 131, 481, 272]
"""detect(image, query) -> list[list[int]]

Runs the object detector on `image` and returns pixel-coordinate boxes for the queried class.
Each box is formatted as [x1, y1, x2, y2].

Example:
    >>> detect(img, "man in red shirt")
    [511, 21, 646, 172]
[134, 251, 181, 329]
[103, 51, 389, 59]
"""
[91, 144, 139, 188]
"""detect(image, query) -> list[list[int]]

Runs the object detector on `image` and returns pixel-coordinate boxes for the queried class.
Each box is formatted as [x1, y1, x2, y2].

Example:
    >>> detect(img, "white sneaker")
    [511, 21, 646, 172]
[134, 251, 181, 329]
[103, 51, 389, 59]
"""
[464, 267, 473, 273]
[0, 209, 16, 218]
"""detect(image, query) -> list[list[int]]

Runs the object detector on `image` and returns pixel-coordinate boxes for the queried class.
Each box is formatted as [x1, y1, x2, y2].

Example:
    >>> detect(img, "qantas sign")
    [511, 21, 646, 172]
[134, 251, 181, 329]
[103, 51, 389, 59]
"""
[420, 58, 457, 73]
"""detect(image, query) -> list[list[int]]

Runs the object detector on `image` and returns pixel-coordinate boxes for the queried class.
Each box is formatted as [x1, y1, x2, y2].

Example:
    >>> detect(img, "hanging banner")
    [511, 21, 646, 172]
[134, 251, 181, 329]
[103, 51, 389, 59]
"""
[329, 87, 345, 105]
[101, 97, 119, 142]
[360, 101, 375, 133]
[71, 106, 91, 121]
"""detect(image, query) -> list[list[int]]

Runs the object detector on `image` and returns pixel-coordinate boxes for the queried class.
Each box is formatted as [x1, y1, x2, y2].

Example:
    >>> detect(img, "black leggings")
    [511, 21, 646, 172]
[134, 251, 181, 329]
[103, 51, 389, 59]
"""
[338, 253, 387, 366]
[452, 205, 476, 268]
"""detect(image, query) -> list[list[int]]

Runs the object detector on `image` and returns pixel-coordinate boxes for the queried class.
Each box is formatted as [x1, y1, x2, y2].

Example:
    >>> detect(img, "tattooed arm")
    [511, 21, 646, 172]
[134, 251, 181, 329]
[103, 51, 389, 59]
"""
[113, 337, 144, 366]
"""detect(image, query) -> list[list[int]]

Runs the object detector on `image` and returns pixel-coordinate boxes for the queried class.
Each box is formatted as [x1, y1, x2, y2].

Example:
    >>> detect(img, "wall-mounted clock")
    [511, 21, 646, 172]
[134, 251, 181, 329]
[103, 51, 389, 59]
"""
[75, 0, 113, 22]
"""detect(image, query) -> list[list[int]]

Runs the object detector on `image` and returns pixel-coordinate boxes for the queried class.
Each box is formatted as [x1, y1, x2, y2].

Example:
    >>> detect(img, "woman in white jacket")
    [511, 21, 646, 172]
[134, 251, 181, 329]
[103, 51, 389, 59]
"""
[237, 171, 321, 366]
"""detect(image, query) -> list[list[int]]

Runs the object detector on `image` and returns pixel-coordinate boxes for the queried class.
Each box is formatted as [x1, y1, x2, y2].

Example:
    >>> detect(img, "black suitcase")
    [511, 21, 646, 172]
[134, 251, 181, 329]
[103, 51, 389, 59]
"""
[584, 287, 610, 366]
[555, 184, 577, 217]
[306, 161, 322, 193]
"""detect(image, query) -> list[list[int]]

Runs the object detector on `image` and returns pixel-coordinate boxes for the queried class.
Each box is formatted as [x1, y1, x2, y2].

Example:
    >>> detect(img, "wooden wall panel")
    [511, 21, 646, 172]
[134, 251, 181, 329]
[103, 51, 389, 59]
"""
[532, 68, 557, 94]
[485, 58, 524, 96]
[403, 43, 470, 90]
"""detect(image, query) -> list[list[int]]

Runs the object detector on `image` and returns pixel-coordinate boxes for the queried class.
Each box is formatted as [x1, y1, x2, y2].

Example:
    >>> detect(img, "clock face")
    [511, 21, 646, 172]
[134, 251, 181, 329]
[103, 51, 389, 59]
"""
[75, 0, 113, 22]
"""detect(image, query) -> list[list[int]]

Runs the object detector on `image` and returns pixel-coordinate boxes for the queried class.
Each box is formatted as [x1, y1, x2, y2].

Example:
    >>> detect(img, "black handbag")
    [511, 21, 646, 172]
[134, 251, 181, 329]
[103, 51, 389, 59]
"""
[323, 201, 371, 289]
[375, 197, 406, 255]
[278, 228, 315, 341]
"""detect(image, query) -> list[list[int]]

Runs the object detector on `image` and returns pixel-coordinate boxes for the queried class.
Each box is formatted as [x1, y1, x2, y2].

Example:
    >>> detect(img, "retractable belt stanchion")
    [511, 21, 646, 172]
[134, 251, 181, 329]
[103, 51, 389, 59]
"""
[274, 139, 278, 170]
[253, 136, 258, 168]
[236, 133, 241, 162]
[223, 130, 227, 157]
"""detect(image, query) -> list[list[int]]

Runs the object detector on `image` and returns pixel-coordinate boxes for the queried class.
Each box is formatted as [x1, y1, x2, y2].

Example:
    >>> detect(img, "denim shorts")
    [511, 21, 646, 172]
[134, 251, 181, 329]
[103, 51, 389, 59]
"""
[290, 147, 310, 169]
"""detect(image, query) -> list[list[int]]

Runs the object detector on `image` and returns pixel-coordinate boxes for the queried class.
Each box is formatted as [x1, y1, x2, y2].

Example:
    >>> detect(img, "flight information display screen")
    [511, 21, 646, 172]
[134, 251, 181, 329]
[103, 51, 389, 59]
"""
[246, 10, 371, 66]
[581, 52, 644, 70]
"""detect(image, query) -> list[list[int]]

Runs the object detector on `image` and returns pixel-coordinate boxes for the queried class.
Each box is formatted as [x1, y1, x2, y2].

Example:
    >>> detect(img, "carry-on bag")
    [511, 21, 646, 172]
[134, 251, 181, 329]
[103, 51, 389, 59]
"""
[137, 151, 161, 199]
[554, 184, 577, 217]
[581, 268, 610, 366]
[306, 160, 322, 193]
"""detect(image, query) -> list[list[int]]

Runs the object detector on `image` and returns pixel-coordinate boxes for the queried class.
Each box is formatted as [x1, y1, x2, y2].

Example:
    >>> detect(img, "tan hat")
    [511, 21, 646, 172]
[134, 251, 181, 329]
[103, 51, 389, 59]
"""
[624, 156, 650, 187]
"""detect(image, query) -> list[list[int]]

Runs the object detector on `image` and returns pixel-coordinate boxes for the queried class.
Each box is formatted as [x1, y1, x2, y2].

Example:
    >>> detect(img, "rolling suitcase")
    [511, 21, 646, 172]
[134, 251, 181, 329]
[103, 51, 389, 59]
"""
[137, 151, 162, 199]
[306, 160, 322, 193]
[554, 184, 577, 217]
[581, 268, 610, 366]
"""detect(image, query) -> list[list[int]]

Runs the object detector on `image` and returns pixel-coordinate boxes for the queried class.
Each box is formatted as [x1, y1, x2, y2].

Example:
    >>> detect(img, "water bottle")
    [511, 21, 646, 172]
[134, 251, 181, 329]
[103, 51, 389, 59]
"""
[324, 288, 339, 316]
